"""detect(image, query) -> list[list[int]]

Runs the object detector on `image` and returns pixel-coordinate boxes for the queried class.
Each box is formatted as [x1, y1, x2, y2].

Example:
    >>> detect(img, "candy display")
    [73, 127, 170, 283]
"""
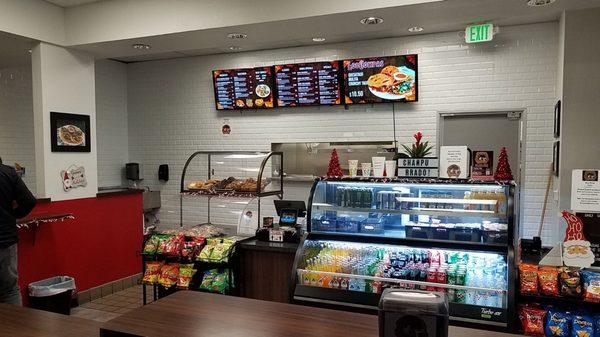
[299, 240, 507, 308]
[539, 266, 560, 297]
[520, 263, 539, 295]
[581, 271, 600, 303]
[559, 267, 583, 298]
[519, 305, 547, 336]
[142, 261, 163, 284]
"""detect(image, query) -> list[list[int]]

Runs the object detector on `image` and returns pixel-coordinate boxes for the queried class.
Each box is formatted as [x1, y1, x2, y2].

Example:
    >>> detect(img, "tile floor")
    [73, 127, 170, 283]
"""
[71, 285, 154, 323]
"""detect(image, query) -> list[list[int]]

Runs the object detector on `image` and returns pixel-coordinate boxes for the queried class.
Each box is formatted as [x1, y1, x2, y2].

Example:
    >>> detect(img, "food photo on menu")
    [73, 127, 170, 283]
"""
[212, 67, 274, 110]
[343, 54, 417, 104]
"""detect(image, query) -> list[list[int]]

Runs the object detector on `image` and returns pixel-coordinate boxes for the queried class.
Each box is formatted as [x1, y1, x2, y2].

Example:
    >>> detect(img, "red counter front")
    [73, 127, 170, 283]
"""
[17, 192, 143, 301]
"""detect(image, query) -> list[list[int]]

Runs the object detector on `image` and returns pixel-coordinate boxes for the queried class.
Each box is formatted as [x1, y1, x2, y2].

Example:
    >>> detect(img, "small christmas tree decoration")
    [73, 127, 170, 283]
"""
[327, 148, 343, 177]
[494, 147, 513, 181]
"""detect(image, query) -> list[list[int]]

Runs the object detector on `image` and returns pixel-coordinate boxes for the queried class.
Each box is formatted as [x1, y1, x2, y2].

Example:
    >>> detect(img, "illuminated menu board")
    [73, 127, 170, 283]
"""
[213, 67, 275, 110]
[343, 55, 418, 104]
[275, 61, 342, 107]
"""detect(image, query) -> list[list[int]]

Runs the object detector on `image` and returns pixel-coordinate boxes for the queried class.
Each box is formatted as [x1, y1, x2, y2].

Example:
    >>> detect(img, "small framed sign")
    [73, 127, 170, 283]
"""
[50, 112, 91, 152]
[553, 141, 560, 177]
[554, 100, 561, 138]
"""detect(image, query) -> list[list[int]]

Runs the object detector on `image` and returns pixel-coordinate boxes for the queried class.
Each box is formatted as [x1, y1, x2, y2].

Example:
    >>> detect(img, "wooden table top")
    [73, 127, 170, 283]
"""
[0, 304, 100, 337]
[101, 291, 524, 337]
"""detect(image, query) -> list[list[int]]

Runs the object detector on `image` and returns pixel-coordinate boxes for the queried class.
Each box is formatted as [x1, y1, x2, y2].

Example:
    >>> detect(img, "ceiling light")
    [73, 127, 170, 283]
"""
[227, 33, 247, 39]
[229, 46, 242, 51]
[132, 43, 151, 50]
[312, 37, 326, 42]
[408, 26, 424, 33]
[360, 17, 384, 25]
[526, 0, 556, 6]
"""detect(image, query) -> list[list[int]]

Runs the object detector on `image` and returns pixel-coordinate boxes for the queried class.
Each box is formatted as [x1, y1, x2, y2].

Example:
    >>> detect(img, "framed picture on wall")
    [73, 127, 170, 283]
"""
[553, 140, 560, 177]
[554, 100, 561, 138]
[50, 112, 91, 152]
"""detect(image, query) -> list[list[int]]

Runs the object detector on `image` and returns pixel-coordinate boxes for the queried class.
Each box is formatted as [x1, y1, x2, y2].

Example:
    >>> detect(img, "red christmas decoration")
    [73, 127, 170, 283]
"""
[494, 147, 513, 181]
[327, 148, 343, 177]
[562, 211, 586, 241]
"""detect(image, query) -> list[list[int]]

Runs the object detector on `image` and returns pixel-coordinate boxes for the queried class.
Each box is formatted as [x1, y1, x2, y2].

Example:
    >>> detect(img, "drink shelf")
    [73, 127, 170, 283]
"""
[313, 204, 506, 218]
[396, 197, 498, 205]
[297, 269, 507, 293]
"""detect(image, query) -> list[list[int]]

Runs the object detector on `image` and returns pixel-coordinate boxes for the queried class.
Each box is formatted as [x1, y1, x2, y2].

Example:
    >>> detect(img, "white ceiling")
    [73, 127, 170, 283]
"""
[68, 0, 600, 63]
[44, 0, 102, 8]
[0, 32, 34, 68]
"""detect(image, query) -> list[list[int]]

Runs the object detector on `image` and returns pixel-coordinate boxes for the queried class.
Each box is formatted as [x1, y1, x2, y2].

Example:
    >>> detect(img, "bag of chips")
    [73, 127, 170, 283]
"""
[593, 315, 600, 337]
[197, 238, 220, 261]
[581, 271, 600, 303]
[199, 270, 217, 290]
[209, 241, 234, 263]
[571, 314, 594, 337]
[155, 235, 173, 254]
[177, 264, 196, 290]
[181, 238, 205, 262]
[158, 263, 179, 288]
[519, 304, 547, 336]
[559, 267, 583, 298]
[142, 261, 163, 284]
[211, 272, 229, 294]
[164, 234, 186, 256]
[143, 236, 161, 255]
[520, 263, 539, 295]
[545, 308, 570, 337]
[539, 266, 560, 296]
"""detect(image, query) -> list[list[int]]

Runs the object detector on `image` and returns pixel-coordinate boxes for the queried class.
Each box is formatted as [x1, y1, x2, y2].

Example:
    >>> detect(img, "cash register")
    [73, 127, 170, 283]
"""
[256, 200, 306, 243]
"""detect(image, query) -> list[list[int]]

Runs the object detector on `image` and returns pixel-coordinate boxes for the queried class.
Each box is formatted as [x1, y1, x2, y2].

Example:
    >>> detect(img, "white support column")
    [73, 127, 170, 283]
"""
[31, 42, 98, 200]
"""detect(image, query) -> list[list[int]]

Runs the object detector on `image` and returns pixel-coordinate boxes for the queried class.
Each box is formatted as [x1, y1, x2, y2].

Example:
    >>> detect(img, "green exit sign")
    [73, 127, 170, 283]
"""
[465, 23, 494, 43]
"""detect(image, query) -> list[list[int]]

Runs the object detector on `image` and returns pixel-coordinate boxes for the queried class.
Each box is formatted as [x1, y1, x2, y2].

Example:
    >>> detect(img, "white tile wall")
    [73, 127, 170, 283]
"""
[0, 66, 36, 194]
[127, 22, 560, 243]
[96, 59, 129, 187]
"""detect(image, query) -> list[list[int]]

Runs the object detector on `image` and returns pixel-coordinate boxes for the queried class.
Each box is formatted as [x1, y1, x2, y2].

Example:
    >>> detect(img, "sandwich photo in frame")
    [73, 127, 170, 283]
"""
[50, 112, 91, 152]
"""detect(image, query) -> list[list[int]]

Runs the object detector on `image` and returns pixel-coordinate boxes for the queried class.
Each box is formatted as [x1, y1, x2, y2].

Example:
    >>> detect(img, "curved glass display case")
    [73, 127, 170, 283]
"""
[292, 178, 516, 330]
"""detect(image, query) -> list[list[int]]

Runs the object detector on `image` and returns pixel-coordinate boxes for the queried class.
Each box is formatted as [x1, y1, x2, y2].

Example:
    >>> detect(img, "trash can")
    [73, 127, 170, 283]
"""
[378, 288, 448, 337]
[28, 276, 76, 315]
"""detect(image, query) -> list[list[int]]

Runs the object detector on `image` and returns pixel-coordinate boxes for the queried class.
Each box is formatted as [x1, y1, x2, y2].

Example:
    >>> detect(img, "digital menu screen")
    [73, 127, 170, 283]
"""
[343, 55, 417, 104]
[274, 61, 342, 107]
[212, 67, 275, 110]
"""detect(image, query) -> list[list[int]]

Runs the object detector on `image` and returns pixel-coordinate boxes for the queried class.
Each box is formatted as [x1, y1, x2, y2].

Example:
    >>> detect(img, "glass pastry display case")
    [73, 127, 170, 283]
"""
[292, 177, 516, 330]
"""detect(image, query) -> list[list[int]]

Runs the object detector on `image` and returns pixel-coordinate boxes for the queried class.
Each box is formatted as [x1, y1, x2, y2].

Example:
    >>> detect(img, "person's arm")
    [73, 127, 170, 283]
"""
[11, 174, 36, 219]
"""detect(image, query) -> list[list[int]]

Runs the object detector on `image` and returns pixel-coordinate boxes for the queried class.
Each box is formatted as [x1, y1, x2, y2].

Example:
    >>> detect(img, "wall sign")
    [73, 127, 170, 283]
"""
[50, 112, 91, 152]
[61, 165, 87, 192]
[571, 169, 600, 212]
[397, 158, 439, 178]
[465, 23, 494, 43]
[439, 146, 470, 179]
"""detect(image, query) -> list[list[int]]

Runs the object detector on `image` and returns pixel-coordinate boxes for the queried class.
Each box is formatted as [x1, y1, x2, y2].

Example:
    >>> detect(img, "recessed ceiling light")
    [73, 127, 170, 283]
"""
[408, 26, 424, 33]
[132, 43, 151, 50]
[227, 33, 247, 39]
[360, 17, 384, 25]
[229, 46, 242, 51]
[312, 37, 326, 42]
[527, 0, 556, 6]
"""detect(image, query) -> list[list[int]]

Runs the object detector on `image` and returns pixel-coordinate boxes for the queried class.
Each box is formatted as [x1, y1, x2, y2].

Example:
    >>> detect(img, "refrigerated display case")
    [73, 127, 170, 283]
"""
[292, 177, 517, 330]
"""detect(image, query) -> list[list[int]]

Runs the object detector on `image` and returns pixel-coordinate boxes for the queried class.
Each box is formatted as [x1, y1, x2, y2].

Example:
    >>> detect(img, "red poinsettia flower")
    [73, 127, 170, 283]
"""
[414, 132, 423, 144]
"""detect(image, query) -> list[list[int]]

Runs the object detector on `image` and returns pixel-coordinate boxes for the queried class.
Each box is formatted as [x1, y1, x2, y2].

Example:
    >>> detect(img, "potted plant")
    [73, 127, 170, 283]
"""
[395, 132, 438, 178]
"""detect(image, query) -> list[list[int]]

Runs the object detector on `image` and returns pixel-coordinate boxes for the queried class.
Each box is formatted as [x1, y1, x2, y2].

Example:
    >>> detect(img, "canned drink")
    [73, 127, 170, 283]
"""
[436, 269, 447, 284]
[456, 270, 466, 286]
[455, 290, 466, 303]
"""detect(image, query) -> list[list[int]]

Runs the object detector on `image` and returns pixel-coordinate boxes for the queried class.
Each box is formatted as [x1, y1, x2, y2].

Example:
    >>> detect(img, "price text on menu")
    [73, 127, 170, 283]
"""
[213, 67, 274, 110]
[275, 61, 342, 107]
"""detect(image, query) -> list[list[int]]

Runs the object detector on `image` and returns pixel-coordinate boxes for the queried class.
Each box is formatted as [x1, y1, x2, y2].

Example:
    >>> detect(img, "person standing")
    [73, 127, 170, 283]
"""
[0, 159, 36, 305]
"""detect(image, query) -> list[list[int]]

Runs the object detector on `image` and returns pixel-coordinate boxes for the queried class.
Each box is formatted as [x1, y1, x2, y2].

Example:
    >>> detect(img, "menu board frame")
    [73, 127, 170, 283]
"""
[342, 54, 418, 105]
[273, 61, 343, 107]
[212, 67, 276, 111]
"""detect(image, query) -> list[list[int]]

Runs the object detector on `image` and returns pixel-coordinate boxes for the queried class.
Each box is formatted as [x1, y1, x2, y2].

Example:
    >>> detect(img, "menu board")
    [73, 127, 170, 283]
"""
[212, 67, 275, 110]
[274, 61, 342, 107]
[343, 55, 418, 104]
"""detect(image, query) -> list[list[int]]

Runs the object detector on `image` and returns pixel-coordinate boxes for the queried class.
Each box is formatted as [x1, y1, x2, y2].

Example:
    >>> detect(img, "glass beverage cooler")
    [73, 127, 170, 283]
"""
[292, 178, 516, 330]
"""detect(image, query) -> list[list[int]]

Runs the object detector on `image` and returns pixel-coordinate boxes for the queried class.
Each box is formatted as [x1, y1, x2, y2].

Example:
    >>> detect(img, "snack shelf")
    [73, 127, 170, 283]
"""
[517, 293, 600, 309]
[312, 204, 505, 218]
[297, 269, 507, 293]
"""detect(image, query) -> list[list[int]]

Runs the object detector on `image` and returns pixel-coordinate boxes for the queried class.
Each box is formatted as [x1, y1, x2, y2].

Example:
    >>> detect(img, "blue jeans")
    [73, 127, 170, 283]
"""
[0, 244, 21, 305]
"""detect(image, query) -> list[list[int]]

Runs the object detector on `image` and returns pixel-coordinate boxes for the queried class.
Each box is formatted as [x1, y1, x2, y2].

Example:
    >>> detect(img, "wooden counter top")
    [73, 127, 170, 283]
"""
[0, 304, 100, 337]
[101, 291, 524, 337]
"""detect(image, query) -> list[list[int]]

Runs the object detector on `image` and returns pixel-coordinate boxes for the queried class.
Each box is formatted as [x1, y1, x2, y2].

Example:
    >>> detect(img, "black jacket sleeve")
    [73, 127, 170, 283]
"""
[10, 174, 36, 219]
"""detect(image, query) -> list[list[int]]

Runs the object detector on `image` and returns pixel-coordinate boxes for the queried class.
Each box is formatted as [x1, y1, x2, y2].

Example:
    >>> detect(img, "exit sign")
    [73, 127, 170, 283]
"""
[465, 23, 494, 43]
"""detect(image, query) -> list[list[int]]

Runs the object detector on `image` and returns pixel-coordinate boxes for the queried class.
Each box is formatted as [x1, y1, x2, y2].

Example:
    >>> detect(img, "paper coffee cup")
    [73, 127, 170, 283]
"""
[361, 163, 372, 177]
[385, 160, 397, 178]
[372, 157, 386, 177]
[348, 160, 358, 177]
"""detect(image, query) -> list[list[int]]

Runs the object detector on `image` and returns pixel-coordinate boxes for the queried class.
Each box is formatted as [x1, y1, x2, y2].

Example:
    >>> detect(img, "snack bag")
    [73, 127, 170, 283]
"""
[581, 271, 600, 303]
[199, 270, 217, 290]
[571, 314, 594, 337]
[142, 235, 160, 255]
[519, 263, 539, 295]
[197, 239, 219, 261]
[164, 234, 185, 256]
[545, 308, 570, 337]
[155, 235, 173, 254]
[211, 272, 229, 294]
[539, 266, 560, 296]
[209, 242, 234, 263]
[177, 265, 196, 290]
[142, 261, 163, 284]
[158, 263, 179, 288]
[560, 267, 583, 298]
[519, 305, 547, 336]
[593, 315, 600, 337]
